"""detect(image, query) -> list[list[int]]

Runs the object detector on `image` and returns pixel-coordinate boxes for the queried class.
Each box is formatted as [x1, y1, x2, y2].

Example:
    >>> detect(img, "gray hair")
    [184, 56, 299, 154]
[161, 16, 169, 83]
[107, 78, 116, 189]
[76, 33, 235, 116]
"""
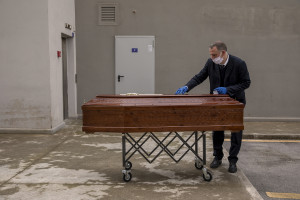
[209, 41, 227, 51]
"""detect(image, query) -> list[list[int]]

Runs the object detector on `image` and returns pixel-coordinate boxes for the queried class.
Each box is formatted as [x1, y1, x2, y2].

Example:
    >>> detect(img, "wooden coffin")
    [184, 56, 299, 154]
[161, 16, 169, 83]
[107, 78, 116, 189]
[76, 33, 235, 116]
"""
[82, 95, 244, 133]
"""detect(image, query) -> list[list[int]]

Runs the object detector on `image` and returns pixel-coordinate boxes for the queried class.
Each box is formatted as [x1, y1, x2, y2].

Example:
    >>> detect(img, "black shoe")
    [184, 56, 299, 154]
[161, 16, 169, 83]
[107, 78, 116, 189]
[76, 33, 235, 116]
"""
[228, 162, 237, 173]
[210, 157, 222, 168]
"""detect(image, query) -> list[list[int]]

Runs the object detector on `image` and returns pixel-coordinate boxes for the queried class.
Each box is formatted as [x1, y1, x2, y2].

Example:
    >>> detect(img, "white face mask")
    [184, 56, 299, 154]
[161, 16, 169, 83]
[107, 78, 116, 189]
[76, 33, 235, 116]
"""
[212, 52, 223, 65]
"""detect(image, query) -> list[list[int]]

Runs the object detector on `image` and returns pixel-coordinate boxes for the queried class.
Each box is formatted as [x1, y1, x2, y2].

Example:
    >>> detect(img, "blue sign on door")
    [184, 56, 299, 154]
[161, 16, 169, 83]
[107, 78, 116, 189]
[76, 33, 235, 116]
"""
[132, 48, 138, 53]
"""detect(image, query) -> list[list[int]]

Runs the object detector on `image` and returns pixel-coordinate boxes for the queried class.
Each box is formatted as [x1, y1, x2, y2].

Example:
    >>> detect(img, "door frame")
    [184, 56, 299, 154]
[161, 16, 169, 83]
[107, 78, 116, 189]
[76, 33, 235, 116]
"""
[61, 33, 77, 119]
[61, 37, 68, 119]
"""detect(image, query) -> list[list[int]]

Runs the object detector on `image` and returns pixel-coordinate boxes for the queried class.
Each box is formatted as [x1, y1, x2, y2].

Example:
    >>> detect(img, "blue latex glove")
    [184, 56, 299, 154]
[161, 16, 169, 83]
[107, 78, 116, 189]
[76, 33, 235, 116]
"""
[214, 87, 227, 94]
[175, 86, 188, 95]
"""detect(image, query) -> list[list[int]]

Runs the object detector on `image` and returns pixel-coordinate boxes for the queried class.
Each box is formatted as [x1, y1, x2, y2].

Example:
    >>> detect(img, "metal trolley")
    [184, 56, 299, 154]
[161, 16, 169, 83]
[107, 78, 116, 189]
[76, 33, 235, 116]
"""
[82, 95, 244, 183]
[121, 131, 212, 182]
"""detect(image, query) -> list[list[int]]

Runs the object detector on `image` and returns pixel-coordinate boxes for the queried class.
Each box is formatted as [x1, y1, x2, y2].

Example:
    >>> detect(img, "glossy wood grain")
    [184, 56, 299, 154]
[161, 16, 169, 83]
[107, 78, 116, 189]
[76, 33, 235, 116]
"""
[82, 95, 244, 133]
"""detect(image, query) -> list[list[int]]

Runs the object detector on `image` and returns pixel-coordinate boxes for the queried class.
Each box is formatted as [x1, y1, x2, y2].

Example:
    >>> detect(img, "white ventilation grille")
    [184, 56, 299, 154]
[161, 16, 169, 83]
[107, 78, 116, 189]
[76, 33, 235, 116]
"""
[101, 7, 115, 21]
[98, 3, 119, 25]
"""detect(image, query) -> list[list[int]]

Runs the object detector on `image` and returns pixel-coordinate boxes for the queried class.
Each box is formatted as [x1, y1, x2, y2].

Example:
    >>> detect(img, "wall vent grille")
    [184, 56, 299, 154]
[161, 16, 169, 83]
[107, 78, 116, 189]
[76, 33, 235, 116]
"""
[98, 3, 119, 25]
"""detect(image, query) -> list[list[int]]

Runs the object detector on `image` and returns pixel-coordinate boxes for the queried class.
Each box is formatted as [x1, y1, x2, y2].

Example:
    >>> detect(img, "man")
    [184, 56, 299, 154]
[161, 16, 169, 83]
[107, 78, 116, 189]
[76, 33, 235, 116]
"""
[175, 41, 251, 173]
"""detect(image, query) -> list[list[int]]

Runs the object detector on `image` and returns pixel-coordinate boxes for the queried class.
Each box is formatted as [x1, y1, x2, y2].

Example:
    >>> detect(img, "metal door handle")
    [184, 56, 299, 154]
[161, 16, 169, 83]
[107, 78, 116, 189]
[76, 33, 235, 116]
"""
[118, 75, 124, 82]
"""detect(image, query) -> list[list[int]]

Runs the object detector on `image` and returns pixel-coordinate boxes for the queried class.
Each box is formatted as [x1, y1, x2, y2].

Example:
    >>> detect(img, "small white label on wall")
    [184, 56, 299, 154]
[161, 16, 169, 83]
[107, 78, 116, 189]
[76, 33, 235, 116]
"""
[148, 45, 153, 52]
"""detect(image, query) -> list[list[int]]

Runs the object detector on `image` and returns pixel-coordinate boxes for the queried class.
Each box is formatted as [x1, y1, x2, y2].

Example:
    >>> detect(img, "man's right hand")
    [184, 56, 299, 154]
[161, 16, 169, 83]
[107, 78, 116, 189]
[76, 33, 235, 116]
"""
[175, 86, 188, 95]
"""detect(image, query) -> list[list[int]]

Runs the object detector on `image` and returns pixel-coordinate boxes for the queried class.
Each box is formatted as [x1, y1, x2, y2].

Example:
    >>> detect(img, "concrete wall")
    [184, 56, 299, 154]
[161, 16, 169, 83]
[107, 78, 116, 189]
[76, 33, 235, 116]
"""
[0, 0, 51, 130]
[75, 0, 300, 120]
[48, 0, 77, 128]
[0, 0, 76, 133]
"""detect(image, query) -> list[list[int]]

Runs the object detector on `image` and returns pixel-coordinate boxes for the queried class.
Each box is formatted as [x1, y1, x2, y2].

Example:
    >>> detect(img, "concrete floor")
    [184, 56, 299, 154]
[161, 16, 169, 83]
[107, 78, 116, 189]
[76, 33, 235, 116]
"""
[3, 119, 298, 199]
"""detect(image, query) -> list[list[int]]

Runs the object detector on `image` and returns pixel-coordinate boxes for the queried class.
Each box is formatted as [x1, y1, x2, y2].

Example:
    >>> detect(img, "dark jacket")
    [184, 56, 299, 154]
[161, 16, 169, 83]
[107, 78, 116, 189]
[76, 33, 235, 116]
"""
[185, 54, 251, 104]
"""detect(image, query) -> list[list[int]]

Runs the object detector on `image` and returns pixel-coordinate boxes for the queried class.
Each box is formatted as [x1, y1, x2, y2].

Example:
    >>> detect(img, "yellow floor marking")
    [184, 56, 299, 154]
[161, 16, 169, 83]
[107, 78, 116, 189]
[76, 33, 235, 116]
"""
[224, 139, 300, 143]
[266, 192, 300, 199]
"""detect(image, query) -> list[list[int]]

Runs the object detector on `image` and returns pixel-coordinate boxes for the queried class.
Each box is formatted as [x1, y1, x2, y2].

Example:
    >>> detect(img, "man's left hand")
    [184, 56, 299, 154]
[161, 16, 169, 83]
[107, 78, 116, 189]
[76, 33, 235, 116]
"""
[215, 87, 227, 94]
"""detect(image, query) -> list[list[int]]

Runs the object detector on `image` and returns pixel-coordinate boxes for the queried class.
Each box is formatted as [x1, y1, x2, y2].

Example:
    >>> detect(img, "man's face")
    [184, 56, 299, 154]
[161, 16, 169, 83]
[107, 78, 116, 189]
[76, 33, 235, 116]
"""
[209, 46, 223, 60]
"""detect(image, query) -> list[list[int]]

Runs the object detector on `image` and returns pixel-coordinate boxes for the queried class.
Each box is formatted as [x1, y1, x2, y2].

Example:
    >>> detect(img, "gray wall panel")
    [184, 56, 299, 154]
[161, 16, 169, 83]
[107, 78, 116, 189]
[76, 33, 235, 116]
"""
[75, 0, 300, 119]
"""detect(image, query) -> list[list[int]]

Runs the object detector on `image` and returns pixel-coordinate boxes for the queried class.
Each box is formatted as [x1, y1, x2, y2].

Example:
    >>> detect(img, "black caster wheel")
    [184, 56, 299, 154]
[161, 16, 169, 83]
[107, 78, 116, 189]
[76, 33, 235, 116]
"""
[195, 162, 203, 170]
[125, 161, 132, 170]
[123, 172, 132, 182]
[203, 171, 212, 182]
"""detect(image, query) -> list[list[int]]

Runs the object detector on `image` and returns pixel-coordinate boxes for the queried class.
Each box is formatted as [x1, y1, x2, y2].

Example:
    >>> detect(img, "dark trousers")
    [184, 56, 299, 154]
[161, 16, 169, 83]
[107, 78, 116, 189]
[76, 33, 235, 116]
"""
[212, 130, 243, 164]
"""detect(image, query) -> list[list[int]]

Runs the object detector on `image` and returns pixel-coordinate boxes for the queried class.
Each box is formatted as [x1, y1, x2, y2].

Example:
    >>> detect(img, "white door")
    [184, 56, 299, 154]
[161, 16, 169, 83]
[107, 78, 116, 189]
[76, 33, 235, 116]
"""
[115, 36, 155, 94]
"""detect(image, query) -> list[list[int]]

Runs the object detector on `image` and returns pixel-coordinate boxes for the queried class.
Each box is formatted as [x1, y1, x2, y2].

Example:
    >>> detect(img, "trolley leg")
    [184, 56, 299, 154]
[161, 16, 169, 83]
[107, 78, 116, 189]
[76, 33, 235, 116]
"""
[122, 133, 132, 169]
[122, 133, 132, 182]
[201, 131, 212, 182]
[194, 131, 204, 170]
[122, 133, 126, 167]
[203, 131, 206, 165]
[195, 131, 198, 157]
